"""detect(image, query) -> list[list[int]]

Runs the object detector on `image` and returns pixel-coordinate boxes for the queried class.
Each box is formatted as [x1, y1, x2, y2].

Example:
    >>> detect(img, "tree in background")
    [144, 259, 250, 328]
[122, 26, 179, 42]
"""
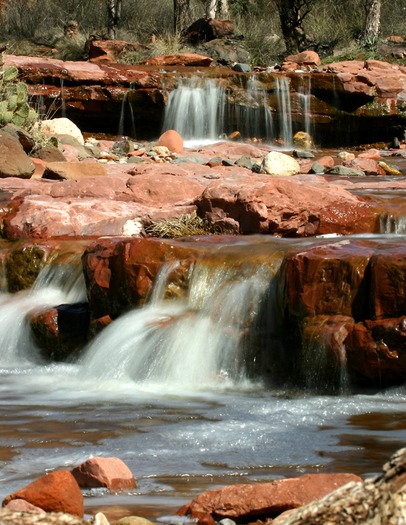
[107, 0, 122, 39]
[174, 0, 191, 33]
[362, 0, 381, 46]
[274, 0, 313, 54]
[206, 0, 230, 19]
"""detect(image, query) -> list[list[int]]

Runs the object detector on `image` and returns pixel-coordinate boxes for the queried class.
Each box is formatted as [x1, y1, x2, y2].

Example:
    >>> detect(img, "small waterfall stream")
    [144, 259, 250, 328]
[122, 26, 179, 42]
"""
[298, 75, 312, 138]
[118, 85, 136, 138]
[275, 77, 293, 146]
[79, 257, 278, 390]
[162, 75, 299, 145]
[162, 78, 226, 143]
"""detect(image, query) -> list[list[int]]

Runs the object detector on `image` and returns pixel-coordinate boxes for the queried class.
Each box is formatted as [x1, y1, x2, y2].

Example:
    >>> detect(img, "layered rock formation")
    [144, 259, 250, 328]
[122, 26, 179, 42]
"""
[3, 54, 406, 145]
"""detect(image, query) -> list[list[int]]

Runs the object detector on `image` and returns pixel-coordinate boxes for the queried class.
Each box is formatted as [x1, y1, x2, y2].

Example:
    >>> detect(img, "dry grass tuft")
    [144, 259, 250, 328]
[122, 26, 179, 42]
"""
[145, 213, 218, 238]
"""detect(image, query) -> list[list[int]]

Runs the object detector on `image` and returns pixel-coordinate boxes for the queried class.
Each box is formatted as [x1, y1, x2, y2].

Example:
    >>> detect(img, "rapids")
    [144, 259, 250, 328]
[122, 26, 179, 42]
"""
[0, 235, 405, 518]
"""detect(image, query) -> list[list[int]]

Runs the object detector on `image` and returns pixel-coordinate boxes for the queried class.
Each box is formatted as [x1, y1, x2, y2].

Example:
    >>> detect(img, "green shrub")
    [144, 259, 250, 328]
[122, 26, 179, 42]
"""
[0, 66, 37, 130]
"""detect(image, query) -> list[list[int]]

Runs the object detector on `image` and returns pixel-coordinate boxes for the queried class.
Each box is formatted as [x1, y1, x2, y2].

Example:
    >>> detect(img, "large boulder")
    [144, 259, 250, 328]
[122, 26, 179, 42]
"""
[196, 175, 375, 236]
[0, 131, 35, 178]
[2, 470, 84, 517]
[280, 240, 406, 388]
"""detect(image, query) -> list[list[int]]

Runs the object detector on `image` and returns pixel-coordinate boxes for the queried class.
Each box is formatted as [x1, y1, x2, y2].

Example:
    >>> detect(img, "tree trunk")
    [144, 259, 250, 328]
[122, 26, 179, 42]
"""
[362, 0, 381, 44]
[174, 0, 191, 33]
[275, 0, 312, 55]
[205, 0, 230, 19]
[107, 0, 122, 40]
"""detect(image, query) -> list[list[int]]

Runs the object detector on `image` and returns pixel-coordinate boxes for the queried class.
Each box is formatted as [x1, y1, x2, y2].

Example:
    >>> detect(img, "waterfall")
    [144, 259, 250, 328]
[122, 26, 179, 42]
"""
[118, 85, 136, 138]
[298, 76, 312, 138]
[275, 77, 293, 146]
[379, 213, 406, 234]
[231, 76, 274, 140]
[60, 78, 66, 118]
[162, 75, 298, 145]
[0, 262, 87, 366]
[79, 258, 278, 390]
[162, 77, 226, 143]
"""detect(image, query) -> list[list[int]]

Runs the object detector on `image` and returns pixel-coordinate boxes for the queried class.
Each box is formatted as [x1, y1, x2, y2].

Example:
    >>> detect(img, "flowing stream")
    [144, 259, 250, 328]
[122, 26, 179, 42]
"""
[0, 236, 405, 519]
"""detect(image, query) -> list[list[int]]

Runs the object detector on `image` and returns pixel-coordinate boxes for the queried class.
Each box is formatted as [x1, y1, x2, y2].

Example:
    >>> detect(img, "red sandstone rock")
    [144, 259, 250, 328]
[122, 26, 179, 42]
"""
[358, 148, 381, 160]
[196, 175, 376, 236]
[348, 157, 381, 175]
[82, 237, 196, 319]
[157, 129, 184, 153]
[285, 51, 321, 67]
[178, 473, 361, 520]
[370, 246, 406, 319]
[2, 470, 84, 517]
[143, 54, 213, 67]
[346, 317, 406, 385]
[42, 161, 107, 181]
[87, 39, 147, 64]
[317, 156, 335, 169]
[71, 457, 136, 491]
[31, 158, 47, 179]
[283, 242, 376, 317]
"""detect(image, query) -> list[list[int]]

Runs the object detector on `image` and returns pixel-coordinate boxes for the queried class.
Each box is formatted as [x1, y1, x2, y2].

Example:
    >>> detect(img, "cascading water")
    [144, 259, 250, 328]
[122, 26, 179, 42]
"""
[275, 77, 293, 146]
[162, 75, 297, 144]
[162, 77, 226, 144]
[298, 75, 312, 138]
[227, 76, 274, 140]
[0, 238, 405, 513]
[79, 258, 278, 390]
[118, 85, 136, 138]
[0, 261, 87, 366]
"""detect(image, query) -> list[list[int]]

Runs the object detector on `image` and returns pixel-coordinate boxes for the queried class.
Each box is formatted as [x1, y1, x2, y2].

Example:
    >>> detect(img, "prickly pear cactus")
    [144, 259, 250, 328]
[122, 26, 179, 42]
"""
[0, 65, 38, 130]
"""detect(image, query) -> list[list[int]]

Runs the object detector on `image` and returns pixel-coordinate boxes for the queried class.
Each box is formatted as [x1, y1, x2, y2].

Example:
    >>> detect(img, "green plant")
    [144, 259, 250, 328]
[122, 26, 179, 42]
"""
[0, 66, 37, 129]
[145, 213, 218, 238]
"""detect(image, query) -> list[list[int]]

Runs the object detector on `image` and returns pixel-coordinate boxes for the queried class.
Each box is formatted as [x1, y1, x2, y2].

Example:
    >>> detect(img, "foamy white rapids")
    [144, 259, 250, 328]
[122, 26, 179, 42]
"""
[0, 263, 87, 366]
[79, 262, 273, 391]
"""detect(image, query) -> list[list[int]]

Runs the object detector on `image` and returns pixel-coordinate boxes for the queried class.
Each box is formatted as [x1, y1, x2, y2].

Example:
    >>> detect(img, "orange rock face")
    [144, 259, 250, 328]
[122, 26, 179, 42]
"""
[2, 470, 84, 517]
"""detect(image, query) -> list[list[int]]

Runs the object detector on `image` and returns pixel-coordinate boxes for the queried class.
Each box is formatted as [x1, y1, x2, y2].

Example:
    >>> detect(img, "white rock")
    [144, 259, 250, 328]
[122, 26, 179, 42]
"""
[122, 219, 143, 236]
[37, 117, 84, 145]
[260, 151, 300, 176]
